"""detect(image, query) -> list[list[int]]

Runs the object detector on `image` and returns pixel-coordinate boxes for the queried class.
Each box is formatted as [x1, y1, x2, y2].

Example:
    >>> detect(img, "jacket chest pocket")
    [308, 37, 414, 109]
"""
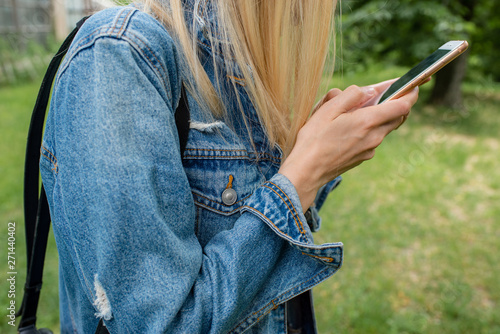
[182, 147, 266, 246]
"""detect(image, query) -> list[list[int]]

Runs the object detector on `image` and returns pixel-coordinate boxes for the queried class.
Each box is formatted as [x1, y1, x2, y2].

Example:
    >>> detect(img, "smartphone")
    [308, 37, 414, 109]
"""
[378, 40, 469, 104]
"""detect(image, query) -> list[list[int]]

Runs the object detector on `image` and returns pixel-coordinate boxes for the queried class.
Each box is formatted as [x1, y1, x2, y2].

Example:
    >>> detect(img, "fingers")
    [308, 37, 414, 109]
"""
[324, 88, 343, 101]
[364, 86, 418, 127]
[390, 86, 419, 111]
[398, 115, 408, 128]
[361, 79, 398, 106]
[313, 88, 343, 113]
[318, 85, 376, 119]
[367, 78, 399, 95]
[283, 81, 421, 211]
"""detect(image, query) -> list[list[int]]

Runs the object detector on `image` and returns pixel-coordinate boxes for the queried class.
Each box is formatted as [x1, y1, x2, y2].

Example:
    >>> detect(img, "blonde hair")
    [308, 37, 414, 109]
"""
[140, 0, 337, 157]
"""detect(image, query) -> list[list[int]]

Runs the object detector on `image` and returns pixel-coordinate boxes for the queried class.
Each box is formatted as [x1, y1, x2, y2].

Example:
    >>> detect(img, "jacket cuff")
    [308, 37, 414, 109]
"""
[314, 176, 342, 211]
[307, 176, 343, 232]
[241, 173, 311, 243]
[241, 173, 343, 268]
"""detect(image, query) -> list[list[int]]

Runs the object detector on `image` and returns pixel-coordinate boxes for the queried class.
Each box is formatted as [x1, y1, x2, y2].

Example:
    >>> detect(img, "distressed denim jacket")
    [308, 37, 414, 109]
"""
[40, 3, 343, 333]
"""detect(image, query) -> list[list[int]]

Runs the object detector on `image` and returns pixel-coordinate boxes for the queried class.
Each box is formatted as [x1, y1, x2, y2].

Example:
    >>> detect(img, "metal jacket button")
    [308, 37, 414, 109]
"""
[222, 188, 237, 205]
[222, 174, 237, 205]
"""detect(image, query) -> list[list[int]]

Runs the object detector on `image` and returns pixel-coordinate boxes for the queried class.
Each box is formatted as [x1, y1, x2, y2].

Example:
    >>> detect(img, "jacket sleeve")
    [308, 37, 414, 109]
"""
[41, 9, 342, 333]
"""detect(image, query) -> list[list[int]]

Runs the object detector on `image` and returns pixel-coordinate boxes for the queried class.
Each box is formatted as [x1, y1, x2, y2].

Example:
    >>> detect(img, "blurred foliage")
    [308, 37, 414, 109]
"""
[338, 0, 500, 81]
[466, 1, 500, 81]
[0, 34, 59, 86]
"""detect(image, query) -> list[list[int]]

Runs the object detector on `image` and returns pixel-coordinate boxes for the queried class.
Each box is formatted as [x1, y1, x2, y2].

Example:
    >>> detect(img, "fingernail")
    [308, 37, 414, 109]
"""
[363, 87, 376, 96]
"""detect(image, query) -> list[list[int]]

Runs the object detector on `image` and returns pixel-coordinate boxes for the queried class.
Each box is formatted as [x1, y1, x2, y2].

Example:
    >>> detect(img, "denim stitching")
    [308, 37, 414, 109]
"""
[184, 148, 281, 161]
[40, 145, 58, 173]
[58, 11, 137, 65]
[185, 148, 248, 153]
[110, 8, 126, 35]
[267, 181, 306, 235]
[231, 299, 277, 332]
[279, 266, 334, 298]
[40, 145, 57, 164]
[123, 33, 169, 96]
[255, 299, 278, 323]
[116, 9, 134, 37]
[192, 190, 252, 208]
[106, 7, 134, 37]
[56, 9, 171, 98]
[183, 148, 281, 163]
[183, 154, 251, 160]
[230, 267, 333, 333]
[193, 201, 241, 216]
[184, 155, 280, 164]
[239, 205, 286, 237]
[262, 184, 305, 236]
[65, 32, 169, 100]
[301, 252, 334, 263]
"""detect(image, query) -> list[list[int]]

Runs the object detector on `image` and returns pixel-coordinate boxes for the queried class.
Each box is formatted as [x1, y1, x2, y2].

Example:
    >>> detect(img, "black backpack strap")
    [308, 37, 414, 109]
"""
[18, 14, 190, 333]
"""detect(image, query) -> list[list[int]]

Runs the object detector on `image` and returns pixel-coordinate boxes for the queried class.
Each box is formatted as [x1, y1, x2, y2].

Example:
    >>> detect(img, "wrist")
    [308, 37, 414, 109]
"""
[278, 161, 321, 212]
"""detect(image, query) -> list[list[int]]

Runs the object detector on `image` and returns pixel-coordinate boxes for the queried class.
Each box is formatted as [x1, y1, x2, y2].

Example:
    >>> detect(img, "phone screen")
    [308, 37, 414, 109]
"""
[378, 49, 450, 104]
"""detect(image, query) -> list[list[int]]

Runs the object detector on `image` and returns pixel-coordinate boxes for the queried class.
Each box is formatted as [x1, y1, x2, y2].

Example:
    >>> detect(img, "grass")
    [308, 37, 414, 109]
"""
[313, 69, 500, 333]
[0, 80, 60, 333]
[0, 68, 499, 333]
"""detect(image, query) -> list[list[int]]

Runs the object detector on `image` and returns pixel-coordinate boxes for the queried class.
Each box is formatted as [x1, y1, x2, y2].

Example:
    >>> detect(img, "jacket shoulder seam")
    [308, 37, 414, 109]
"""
[55, 7, 176, 98]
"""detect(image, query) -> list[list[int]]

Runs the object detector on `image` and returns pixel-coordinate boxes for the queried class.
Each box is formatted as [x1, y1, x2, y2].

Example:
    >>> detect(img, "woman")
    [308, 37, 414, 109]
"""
[40, 0, 418, 332]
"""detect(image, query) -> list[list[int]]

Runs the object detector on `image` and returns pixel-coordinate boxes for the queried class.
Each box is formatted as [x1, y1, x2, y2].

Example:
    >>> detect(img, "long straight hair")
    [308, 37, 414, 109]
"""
[140, 0, 337, 157]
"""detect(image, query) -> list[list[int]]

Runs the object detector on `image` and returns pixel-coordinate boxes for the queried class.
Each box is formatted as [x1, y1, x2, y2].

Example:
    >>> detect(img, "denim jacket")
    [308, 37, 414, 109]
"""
[40, 3, 343, 333]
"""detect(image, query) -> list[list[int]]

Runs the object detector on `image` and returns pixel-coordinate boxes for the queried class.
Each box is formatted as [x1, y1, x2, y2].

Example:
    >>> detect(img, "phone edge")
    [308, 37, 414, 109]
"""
[379, 40, 469, 104]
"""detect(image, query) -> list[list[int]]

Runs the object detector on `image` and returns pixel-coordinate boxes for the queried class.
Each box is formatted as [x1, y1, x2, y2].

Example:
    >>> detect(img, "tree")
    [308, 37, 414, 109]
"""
[339, 0, 498, 108]
[429, 49, 469, 108]
[466, 1, 500, 81]
[428, 0, 475, 108]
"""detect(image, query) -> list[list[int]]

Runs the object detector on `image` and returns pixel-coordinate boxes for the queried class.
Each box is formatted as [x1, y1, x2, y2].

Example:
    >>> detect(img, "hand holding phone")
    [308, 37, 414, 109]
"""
[377, 40, 469, 104]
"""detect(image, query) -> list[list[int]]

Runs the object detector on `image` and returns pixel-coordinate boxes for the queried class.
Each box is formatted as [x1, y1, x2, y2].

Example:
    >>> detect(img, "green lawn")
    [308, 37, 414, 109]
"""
[314, 69, 500, 333]
[0, 79, 60, 333]
[0, 69, 499, 333]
